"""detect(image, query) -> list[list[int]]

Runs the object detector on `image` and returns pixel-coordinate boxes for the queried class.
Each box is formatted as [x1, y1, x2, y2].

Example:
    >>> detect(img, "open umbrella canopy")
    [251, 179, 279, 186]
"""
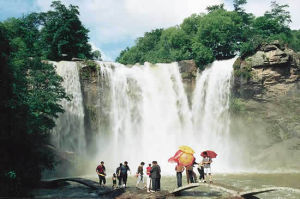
[168, 146, 195, 166]
[201, 150, 217, 158]
[179, 145, 195, 154]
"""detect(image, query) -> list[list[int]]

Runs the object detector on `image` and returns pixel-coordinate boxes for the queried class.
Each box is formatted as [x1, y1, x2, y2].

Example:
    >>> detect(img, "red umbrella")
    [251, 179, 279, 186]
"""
[201, 150, 217, 158]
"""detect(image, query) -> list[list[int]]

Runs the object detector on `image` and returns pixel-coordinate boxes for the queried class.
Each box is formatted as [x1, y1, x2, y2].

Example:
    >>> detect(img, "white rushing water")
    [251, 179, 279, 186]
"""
[191, 58, 235, 172]
[53, 58, 236, 174]
[51, 61, 86, 154]
[92, 58, 235, 174]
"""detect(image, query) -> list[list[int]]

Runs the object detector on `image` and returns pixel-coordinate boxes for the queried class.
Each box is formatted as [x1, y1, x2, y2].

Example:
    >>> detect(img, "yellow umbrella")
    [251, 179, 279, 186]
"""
[179, 145, 195, 154]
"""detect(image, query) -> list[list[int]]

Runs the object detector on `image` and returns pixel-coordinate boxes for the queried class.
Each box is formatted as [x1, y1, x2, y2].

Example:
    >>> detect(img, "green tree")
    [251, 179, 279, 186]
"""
[233, 0, 247, 12]
[0, 19, 68, 196]
[196, 9, 243, 59]
[40, 1, 92, 60]
[91, 50, 102, 61]
[206, 4, 225, 13]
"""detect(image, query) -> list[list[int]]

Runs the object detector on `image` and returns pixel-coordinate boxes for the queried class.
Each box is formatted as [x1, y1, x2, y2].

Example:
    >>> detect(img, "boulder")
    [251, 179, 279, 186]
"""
[178, 60, 198, 105]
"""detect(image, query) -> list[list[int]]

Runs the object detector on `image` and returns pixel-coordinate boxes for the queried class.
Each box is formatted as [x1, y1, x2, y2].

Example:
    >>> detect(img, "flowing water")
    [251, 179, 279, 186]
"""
[51, 61, 86, 154]
[52, 59, 236, 174]
[94, 59, 235, 173]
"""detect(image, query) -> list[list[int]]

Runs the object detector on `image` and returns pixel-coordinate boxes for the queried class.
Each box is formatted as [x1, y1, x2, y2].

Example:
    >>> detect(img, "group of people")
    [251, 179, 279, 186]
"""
[175, 151, 213, 188]
[96, 160, 161, 192]
[95, 152, 213, 192]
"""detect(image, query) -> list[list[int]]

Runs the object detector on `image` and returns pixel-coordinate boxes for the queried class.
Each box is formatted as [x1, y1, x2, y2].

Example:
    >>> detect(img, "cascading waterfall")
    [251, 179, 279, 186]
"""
[95, 62, 193, 173]
[53, 58, 236, 174]
[192, 58, 235, 172]
[51, 61, 86, 154]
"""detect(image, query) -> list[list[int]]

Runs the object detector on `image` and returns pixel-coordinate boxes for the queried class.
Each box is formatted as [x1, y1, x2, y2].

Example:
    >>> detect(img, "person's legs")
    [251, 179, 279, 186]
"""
[157, 177, 160, 191]
[98, 175, 101, 185]
[123, 174, 128, 187]
[193, 171, 197, 183]
[136, 174, 141, 187]
[177, 172, 182, 187]
[146, 176, 151, 192]
[151, 178, 156, 191]
[204, 168, 208, 182]
[99, 176, 104, 186]
[118, 176, 122, 187]
[200, 167, 205, 181]
[208, 167, 212, 183]
[186, 170, 190, 184]
[197, 168, 201, 179]
[188, 170, 194, 183]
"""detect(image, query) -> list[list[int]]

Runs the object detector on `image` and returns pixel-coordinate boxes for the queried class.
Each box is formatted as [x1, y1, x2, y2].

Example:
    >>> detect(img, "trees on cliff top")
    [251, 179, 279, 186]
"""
[117, 1, 298, 68]
[40, 1, 92, 60]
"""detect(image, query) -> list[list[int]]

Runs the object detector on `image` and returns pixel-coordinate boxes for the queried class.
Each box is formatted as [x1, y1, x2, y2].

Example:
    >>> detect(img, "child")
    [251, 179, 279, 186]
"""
[112, 173, 117, 189]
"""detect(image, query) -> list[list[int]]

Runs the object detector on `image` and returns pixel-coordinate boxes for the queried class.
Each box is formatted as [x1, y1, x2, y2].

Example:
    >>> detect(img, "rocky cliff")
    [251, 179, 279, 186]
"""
[233, 41, 300, 100]
[231, 41, 300, 170]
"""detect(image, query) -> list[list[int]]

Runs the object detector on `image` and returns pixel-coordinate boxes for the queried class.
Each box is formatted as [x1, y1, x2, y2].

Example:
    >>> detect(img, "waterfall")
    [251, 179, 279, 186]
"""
[95, 62, 193, 173]
[192, 58, 235, 172]
[52, 58, 236, 174]
[51, 61, 86, 154]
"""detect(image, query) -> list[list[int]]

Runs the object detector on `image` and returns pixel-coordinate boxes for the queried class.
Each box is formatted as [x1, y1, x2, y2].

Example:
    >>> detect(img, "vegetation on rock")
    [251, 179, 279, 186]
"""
[117, 1, 299, 69]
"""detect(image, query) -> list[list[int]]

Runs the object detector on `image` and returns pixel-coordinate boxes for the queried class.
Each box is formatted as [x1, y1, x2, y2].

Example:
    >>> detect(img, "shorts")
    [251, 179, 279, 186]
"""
[204, 167, 211, 174]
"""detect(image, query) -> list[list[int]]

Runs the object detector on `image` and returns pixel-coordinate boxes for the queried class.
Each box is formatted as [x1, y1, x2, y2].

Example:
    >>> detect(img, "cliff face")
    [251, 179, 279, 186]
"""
[233, 41, 300, 100]
[231, 42, 300, 170]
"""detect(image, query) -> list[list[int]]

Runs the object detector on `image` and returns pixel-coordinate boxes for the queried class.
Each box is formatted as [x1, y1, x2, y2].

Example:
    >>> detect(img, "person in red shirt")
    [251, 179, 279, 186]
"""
[146, 163, 152, 192]
[96, 161, 106, 186]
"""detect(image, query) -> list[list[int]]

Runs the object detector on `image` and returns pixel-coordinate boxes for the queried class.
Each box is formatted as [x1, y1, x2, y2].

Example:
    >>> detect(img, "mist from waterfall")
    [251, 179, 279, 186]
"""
[91, 58, 235, 174]
[52, 58, 236, 174]
[51, 61, 86, 154]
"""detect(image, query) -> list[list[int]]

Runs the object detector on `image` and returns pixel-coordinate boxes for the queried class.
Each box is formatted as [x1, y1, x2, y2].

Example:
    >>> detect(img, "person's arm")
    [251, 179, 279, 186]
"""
[96, 167, 100, 175]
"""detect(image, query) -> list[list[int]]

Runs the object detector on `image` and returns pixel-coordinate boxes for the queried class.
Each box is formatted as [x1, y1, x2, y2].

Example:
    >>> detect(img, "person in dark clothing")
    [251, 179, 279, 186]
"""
[96, 161, 106, 186]
[175, 164, 184, 187]
[197, 162, 205, 182]
[186, 165, 194, 183]
[116, 163, 123, 187]
[120, 161, 130, 188]
[150, 161, 161, 192]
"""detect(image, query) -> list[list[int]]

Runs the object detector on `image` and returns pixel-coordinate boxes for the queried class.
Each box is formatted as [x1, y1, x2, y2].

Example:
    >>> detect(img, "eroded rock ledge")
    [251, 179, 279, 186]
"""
[233, 41, 300, 100]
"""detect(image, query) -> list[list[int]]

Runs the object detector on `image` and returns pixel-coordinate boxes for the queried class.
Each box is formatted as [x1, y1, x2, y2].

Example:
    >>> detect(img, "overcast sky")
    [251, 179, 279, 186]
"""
[0, 0, 299, 61]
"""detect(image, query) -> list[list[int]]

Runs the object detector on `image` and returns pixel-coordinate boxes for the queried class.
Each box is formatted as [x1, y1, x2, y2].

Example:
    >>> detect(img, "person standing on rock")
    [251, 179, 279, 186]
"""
[96, 161, 106, 186]
[202, 152, 212, 183]
[116, 163, 123, 187]
[120, 161, 131, 188]
[136, 162, 145, 189]
[150, 161, 161, 192]
[146, 163, 152, 192]
[175, 163, 185, 187]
